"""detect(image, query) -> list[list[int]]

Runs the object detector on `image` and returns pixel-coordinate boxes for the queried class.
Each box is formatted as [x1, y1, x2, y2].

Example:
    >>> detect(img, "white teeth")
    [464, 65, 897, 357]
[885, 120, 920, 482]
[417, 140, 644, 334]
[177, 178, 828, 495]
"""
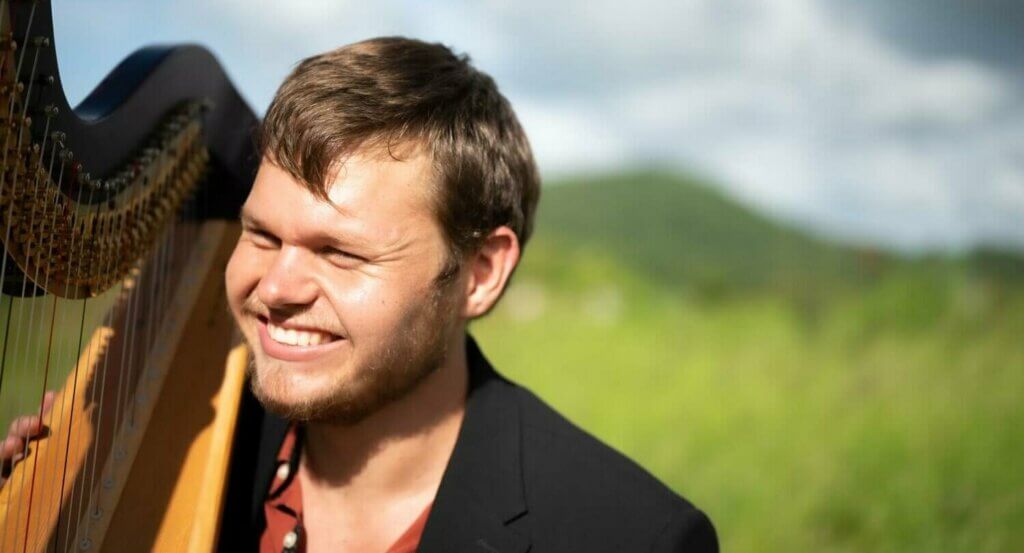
[266, 322, 335, 347]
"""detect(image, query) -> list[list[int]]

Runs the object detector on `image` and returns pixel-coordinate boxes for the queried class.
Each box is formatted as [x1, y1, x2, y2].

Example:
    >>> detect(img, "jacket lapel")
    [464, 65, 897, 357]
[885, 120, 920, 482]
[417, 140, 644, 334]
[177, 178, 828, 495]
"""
[417, 335, 531, 553]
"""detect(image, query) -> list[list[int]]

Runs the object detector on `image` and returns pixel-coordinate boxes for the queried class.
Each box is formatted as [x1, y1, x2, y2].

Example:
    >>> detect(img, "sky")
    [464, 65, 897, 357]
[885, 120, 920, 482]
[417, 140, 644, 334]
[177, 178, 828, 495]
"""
[51, 0, 1024, 252]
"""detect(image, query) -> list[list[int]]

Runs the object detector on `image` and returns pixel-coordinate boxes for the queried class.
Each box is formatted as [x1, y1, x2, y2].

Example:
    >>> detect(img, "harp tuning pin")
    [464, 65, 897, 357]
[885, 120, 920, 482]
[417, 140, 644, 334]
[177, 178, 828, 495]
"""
[31, 36, 50, 48]
[79, 538, 92, 551]
[0, 40, 16, 52]
[44, 104, 58, 118]
[51, 130, 66, 143]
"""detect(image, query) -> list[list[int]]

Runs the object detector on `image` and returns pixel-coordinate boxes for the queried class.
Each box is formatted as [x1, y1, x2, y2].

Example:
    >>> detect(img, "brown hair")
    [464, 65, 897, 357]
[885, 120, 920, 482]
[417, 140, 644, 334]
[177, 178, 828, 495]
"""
[259, 37, 540, 282]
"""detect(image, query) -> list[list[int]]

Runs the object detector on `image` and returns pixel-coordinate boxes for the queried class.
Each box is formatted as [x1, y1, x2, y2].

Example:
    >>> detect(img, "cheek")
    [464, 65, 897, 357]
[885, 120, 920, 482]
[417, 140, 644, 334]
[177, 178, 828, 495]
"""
[323, 275, 417, 339]
[225, 242, 261, 311]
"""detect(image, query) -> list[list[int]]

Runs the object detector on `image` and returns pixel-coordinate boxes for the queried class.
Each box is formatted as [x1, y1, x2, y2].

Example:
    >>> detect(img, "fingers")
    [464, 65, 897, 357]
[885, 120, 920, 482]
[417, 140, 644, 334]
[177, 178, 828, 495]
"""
[0, 435, 25, 462]
[40, 390, 56, 416]
[7, 414, 44, 442]
[5, 391, 57, 442]
[0, 393, 56, 488]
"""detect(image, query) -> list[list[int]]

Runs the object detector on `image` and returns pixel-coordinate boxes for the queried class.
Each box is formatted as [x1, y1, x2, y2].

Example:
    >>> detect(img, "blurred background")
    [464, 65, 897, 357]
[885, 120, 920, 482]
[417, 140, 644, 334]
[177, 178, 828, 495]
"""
[54, 1, 1023, 550]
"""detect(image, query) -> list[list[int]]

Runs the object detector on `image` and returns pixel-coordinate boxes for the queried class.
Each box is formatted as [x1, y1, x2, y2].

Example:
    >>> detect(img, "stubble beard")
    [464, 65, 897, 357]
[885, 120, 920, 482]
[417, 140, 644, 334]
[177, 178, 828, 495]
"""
[243, 283, 459, 426]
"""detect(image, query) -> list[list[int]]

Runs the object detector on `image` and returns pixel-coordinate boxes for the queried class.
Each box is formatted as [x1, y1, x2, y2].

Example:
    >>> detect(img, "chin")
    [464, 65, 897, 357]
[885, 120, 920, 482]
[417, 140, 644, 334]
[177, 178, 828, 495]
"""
[249, 363, 341, 421]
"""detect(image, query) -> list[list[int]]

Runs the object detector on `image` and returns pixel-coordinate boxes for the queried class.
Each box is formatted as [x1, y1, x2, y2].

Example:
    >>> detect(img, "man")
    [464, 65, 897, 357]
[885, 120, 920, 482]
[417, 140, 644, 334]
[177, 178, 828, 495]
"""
[6, 37, 717, 552]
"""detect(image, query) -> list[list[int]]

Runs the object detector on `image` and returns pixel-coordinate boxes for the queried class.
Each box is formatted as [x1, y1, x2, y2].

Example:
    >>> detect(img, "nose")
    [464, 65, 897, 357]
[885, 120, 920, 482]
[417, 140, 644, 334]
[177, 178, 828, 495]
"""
[256, 245, 319, 309]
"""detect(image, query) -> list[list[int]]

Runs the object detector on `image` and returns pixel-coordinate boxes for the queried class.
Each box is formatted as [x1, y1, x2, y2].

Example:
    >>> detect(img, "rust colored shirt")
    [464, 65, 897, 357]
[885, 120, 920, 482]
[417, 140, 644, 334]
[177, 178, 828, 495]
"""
[260, 425, 433, 553]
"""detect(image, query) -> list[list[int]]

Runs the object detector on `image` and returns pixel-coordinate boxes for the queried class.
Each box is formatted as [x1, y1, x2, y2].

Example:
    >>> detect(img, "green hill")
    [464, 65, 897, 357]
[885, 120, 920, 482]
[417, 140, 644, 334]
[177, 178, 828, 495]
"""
[472, 169, 1024, 552]
[526, 170, 1020, 302]
[530, 171, 884, 301]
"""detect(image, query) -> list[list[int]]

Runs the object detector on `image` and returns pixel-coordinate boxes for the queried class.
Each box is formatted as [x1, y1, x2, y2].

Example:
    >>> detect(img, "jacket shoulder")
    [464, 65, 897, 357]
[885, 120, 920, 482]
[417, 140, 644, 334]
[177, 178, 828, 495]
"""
[508, 382, 718, 552]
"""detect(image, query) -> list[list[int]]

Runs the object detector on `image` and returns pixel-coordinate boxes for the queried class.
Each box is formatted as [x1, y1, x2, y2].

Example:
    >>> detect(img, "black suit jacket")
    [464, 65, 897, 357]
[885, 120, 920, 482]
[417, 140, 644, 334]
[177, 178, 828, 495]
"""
[219, 336, 718, 552]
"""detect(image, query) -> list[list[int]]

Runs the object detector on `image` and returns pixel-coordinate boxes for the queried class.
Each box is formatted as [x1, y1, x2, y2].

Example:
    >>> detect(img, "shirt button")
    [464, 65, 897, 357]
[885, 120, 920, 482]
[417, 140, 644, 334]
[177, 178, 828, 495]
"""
[283, 530, 298, 549]
[276, 463, 290, 481]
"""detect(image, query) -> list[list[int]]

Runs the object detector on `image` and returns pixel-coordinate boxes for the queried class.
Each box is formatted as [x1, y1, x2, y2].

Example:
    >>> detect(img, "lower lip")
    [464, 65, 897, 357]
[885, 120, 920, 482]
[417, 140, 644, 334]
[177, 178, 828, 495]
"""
[256, 319, 345, 362]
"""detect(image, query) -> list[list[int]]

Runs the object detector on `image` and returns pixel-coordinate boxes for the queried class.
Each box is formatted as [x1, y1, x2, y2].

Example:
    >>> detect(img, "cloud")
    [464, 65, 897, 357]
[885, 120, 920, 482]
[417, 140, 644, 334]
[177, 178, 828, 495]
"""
[51, 0, 1024, 250]
[514, 99, 631, 175]
[482, 0, 1022, 250]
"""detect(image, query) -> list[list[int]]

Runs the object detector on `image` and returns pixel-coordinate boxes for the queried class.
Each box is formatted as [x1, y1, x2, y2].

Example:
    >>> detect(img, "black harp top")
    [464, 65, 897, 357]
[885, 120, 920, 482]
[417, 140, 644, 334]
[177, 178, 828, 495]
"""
[1, 0, 259, 297]
[4, 0, 257, 212]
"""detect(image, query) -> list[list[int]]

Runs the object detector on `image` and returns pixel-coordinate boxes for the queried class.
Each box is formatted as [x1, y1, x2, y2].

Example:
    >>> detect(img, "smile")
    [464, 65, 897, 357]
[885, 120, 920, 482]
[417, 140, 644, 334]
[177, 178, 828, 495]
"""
[267, 322, 337, 346]
[256, 317, 344, 362]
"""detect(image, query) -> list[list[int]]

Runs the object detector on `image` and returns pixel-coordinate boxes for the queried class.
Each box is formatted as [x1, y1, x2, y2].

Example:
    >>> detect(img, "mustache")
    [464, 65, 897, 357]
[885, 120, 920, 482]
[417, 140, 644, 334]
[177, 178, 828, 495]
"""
[240, 294, 345, 336]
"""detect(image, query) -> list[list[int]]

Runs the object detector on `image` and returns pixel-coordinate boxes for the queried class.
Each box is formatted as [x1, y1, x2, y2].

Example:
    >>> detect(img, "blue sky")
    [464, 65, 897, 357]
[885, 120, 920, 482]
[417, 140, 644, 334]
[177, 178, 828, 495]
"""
[52, 0, 1024, 252]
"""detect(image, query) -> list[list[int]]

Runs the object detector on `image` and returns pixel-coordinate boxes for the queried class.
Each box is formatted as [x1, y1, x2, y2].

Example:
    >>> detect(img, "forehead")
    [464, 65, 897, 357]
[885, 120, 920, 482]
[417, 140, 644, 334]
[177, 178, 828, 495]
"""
[244, 150, 437, 236]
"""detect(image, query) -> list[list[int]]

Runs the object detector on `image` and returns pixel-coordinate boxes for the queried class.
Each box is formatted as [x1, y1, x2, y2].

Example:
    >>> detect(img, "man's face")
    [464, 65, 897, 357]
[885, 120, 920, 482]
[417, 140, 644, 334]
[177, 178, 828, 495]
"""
[225, 149, 463, 424]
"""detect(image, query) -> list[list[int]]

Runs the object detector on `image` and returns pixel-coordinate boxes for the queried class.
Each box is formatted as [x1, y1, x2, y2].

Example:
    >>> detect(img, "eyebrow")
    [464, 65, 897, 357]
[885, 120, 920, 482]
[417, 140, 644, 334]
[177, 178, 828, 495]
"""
[239, 209, 265, 229]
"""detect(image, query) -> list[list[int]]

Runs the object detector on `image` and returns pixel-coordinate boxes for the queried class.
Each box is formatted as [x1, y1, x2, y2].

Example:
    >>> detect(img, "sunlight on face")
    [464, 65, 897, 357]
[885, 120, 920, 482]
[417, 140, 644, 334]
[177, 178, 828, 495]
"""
[224, 150, 462, 423]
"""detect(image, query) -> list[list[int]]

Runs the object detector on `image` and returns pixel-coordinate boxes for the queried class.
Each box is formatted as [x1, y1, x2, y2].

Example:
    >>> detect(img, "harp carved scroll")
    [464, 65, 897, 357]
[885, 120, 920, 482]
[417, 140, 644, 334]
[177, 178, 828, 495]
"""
[0, 1, 258, 552]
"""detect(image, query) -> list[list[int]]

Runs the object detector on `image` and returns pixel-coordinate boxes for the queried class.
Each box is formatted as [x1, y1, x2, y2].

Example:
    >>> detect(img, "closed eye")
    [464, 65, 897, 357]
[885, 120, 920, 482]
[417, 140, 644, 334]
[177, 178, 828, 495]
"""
[244, 227, 280, 249]
[320, 246, 368, 264]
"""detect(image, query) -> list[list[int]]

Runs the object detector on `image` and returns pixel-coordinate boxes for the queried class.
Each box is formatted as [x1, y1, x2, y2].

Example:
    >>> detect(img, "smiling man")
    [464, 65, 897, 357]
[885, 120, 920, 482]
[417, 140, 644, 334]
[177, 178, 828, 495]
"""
[217, 37, 717, 552]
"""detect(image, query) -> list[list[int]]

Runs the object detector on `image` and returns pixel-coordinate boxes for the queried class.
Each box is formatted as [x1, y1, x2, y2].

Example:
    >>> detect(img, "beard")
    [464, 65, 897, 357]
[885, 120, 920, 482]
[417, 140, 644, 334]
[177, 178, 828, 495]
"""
[241, 281, 459, 426]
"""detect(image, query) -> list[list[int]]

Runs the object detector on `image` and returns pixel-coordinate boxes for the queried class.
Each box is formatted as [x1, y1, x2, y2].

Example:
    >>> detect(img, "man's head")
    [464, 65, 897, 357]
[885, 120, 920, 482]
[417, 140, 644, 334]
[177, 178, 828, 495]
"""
[225, 37, 539, 424]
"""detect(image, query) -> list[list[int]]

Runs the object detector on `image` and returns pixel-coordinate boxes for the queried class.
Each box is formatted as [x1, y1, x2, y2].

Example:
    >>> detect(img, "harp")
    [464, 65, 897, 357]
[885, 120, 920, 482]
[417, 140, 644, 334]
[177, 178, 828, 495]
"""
[0, 1, 257, 551]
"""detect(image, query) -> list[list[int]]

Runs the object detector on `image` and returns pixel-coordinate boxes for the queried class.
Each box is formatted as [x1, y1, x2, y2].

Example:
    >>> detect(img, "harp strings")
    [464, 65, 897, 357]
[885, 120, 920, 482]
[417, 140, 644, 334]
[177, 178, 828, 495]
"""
[64, 187, 109, 553]
[0, 2, 185, 549]
[66, 139, 188, 553]
[50, 175, 92, 552]
[99, 154, 152, 539]
[1, 0, 51, 542]
[6, 26, 78, 548]
[73, 175, 129, 550]
[20, 119, 61, 547]
[66, 189, 126, 553]
[0, 0, 38, 384]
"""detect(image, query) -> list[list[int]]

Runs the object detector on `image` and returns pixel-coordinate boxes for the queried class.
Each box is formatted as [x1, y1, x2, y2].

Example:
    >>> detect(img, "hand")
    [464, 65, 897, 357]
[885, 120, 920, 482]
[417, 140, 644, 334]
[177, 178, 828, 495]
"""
[0, 391, 55, 487]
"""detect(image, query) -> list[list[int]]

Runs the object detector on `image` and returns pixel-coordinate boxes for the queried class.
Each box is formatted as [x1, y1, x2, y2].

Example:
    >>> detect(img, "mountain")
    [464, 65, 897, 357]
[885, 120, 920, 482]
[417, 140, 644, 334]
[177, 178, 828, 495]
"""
[526, 170, 883, 303]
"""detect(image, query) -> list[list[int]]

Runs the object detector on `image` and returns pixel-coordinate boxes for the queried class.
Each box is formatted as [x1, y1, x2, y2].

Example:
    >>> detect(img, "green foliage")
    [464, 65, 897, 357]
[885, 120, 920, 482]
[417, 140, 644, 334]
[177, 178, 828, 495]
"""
[472, 171, 1024, 552]
[534, 170, 876, 298]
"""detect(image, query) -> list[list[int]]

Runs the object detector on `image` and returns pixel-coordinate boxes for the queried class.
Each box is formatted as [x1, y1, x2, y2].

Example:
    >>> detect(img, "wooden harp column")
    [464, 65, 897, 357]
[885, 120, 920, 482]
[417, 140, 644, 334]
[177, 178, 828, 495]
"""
[0, 1, 258, 551]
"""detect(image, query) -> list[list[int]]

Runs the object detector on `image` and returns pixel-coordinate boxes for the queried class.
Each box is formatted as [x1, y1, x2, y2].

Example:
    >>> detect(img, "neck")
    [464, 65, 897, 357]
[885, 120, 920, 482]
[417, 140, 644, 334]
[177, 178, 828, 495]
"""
[300, 331, 469, 502]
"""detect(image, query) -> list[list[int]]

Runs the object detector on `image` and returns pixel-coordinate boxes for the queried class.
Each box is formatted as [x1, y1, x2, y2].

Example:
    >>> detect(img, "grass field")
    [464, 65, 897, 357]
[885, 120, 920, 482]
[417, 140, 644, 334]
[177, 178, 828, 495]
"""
[0, 170, 1020, 551]
[470, 172, 1024, 552]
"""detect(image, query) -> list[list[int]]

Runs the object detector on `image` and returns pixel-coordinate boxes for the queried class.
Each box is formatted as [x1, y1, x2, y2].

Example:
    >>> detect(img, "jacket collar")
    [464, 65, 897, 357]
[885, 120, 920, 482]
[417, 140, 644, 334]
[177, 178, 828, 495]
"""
[253, 334, 530, 552]
[417, 334, 530, 552]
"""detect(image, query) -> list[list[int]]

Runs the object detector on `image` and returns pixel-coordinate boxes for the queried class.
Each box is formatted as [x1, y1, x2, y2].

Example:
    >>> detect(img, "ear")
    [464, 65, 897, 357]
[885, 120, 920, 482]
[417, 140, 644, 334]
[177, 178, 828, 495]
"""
[462, 226, 521, 319]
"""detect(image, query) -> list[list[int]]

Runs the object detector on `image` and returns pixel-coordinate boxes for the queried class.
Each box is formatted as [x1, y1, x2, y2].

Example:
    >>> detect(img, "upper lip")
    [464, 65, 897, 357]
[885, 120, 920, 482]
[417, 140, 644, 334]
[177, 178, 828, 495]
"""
[257, 314, 341, 337]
